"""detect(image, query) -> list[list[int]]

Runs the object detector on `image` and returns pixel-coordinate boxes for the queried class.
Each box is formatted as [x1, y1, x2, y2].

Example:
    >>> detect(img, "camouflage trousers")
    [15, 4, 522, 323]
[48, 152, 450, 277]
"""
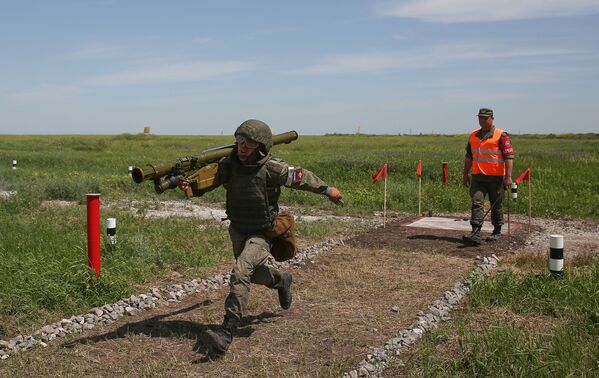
[224, 226, 284, 321]
[470, 177, 505, 228]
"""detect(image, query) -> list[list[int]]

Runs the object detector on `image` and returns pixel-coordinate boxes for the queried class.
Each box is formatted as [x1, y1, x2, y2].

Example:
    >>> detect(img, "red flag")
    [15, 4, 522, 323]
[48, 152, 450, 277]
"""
[372, 163, 387, 183]
[515, 168, 531, 185]
[416, 160, 422, 177]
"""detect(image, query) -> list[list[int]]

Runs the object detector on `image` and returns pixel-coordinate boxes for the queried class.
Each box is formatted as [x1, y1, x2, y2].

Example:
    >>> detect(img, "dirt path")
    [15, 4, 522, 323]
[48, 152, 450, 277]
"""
[1, 215, 596, 377]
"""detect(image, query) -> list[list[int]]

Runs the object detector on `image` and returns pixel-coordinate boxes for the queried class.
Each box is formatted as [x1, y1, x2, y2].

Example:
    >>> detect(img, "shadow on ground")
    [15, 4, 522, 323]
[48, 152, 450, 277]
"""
[63, 300, 281, 362]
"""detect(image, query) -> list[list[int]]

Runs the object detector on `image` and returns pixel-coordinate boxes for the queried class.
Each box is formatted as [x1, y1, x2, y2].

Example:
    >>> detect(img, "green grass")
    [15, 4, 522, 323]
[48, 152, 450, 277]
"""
[470, 267, 599, 325]
[2, 133, 598, 217]
[0, 199, 232, 336]
[395, 258, 599, 377]
[0, 133, 598, 339]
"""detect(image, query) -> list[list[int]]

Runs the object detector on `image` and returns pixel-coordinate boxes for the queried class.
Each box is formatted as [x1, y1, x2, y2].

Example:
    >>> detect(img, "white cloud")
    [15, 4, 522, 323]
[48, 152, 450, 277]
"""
[65, 44, 123, 59]
[191, 36, 213, 44]
[378, 0, 599, 22]
[84, 60, 256, 86]
[6, 59, 256, 103]
[292, 44, 581, 75]
[391, 33, 409, 41]
[7, 84, 85, 104]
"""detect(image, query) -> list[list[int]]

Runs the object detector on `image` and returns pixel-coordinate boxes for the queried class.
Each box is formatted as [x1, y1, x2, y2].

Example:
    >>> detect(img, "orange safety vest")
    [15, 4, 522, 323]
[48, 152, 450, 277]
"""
[469, 127, 505, 176]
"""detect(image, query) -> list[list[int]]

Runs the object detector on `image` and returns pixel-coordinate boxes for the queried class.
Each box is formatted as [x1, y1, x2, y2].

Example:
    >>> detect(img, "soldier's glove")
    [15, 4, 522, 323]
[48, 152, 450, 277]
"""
[326, 187, 343, 204]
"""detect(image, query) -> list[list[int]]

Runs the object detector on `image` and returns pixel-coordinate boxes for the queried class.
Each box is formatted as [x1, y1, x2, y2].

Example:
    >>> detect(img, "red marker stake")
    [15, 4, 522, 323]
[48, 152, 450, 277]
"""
[86, 194, 101, 278]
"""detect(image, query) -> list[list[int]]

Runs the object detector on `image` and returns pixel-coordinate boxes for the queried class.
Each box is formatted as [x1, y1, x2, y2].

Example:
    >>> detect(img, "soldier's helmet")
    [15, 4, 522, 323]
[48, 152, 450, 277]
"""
[235, 119, 273, 154]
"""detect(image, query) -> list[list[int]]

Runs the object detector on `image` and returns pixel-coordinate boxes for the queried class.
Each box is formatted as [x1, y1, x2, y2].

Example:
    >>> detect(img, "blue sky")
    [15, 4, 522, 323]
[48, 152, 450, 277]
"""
[1, 0, 598, 135]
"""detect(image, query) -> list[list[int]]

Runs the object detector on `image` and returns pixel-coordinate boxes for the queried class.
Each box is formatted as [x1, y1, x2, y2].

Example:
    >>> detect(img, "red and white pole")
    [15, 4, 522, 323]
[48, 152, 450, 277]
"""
[86, 193, 101, 278]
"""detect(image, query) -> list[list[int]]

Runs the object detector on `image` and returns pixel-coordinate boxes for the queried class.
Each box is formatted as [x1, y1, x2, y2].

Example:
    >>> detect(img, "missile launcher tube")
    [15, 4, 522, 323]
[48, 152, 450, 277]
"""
[131, 131, 298, 184]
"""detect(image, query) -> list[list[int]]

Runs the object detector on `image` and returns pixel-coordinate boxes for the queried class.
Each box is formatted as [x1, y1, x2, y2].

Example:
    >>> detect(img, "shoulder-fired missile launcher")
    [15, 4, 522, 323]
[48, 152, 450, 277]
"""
[131, 131, 298, 197]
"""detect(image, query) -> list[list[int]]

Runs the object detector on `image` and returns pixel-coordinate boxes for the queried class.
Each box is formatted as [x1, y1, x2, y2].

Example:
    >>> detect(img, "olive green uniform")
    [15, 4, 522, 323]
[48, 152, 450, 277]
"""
[207, 150, 331, 322]
[469, 176, 504, 227]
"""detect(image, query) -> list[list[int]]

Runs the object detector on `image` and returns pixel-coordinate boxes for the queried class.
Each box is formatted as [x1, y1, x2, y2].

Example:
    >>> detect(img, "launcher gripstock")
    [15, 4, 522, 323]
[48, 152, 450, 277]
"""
[131, 131, 299, 197]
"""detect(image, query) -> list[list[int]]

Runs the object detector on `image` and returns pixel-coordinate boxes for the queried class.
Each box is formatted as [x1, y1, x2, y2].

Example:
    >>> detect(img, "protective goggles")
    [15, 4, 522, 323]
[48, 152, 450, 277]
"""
[235, 135, 259, 149]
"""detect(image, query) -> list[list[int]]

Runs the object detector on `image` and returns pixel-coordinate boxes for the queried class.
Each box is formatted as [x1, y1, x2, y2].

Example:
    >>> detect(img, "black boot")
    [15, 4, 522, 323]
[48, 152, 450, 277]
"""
[278, 272, 293, 310]
[463, 225, 482, 246]
[486, 226, 502, 241]
[205, 317, 235, 356]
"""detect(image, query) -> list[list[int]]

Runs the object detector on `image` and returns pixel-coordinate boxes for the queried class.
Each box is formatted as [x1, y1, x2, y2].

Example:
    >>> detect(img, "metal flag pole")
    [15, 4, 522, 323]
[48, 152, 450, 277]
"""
[418, 175, 422, 215]
[507, 188, 511, 236]
[383, 174, 387, 228]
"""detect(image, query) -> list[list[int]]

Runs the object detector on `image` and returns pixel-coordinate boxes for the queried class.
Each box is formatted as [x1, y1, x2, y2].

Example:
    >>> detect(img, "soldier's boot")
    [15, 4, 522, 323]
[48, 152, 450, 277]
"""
[486, 226, 502, 242]
[205, 317, 235, 356]
[277, 272, 293, 310]
[463, 226, 482, 246]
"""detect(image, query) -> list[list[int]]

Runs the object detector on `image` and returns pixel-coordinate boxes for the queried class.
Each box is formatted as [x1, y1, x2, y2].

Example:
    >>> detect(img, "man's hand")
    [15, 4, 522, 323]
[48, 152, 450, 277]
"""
[178, 179, 190, 191]
[463, 173, 470, 188]
[326, 187, 343, 204]
[503, 175, 512, 189]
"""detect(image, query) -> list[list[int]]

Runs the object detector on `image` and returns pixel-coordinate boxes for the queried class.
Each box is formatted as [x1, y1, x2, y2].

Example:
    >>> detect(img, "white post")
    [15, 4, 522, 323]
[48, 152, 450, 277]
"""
[511, 182, 518, 200]
[12, 160, 17, 170]
[106, 218, 117, 248]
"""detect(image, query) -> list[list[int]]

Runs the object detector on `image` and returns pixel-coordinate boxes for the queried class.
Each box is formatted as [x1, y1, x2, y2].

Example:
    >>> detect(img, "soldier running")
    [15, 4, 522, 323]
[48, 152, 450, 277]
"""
[180, 119, 343, 355]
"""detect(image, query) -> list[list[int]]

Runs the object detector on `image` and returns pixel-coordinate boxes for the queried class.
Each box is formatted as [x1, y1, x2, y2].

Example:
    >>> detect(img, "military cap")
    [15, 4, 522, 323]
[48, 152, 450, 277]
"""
[477, 108, 494, 117]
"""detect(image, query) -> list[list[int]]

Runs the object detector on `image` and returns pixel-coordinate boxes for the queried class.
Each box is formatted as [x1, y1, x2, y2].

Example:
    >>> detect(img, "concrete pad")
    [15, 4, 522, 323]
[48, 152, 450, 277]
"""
[404, 216, 523, 233]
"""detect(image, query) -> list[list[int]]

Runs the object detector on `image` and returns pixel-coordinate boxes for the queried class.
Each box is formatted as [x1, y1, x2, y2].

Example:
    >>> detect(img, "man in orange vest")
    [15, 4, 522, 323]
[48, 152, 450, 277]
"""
[463, 108, 515, 246]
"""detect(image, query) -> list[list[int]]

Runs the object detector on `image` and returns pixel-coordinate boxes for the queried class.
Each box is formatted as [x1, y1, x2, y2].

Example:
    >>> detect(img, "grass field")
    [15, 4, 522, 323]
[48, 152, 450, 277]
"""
[1, 133, 598, 374]
[2, 133, 598, 216]
[390, 254, 599, 376]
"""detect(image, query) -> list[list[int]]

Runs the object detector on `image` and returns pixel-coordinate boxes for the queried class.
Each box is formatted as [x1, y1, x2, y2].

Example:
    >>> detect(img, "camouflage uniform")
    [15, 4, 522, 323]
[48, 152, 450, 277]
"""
[197, 120, 333, 324]
[469, 174, 504, 228]
[217, 153, 330, 322]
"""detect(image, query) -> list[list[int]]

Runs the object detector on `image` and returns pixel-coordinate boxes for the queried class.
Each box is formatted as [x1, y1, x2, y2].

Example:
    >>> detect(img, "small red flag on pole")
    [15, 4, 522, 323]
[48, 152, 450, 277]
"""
[372, 163, 388, 227]
[514, 167, 532, 230]
[416, 160, 422, 177]
[372, 163, 387, 183]
[515, 168, 531, 185]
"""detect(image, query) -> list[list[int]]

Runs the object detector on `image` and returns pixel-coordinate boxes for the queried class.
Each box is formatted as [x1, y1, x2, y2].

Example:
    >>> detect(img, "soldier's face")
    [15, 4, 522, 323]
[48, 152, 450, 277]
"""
[478, 116, 493, 130]
[237, 142, 257, 162]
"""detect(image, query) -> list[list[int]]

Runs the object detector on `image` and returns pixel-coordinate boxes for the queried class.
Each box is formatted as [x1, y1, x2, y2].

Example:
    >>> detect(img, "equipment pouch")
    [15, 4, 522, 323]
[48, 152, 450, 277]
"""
[265, 212, 297, 262]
